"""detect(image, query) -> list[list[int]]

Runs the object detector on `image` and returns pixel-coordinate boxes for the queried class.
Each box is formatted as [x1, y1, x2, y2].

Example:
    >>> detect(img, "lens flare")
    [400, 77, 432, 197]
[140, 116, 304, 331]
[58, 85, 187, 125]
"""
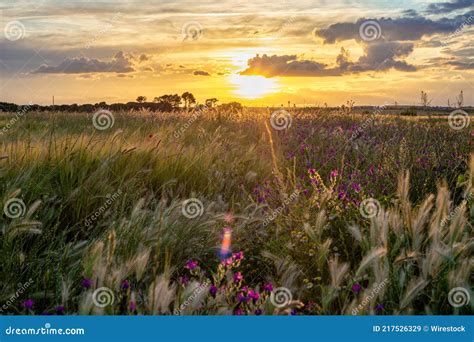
[219, 227, 232, 259]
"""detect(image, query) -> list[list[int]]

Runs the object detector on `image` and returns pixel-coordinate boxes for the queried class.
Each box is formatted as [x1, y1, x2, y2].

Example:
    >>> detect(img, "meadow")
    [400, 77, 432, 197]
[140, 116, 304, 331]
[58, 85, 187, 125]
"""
[0, 106, 472, 315]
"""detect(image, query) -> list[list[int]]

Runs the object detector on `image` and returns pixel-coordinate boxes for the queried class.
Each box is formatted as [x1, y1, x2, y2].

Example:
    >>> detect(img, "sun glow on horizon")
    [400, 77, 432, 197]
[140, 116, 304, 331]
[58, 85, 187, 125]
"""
[228, 74, 281, 99]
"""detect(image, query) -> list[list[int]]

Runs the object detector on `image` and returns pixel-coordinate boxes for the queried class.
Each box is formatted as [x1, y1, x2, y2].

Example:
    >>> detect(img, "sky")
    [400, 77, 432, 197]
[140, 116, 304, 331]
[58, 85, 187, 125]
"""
[0, 0, 473, 106]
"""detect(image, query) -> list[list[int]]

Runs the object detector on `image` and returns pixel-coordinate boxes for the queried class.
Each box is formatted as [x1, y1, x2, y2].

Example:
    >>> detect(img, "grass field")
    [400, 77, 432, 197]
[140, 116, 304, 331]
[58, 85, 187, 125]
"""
[0, 106, 472, 315]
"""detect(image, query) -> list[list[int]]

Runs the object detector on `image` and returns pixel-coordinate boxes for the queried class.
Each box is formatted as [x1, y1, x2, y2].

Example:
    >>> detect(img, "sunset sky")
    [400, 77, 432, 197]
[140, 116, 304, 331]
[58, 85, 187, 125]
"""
[1, 0, 473, 106]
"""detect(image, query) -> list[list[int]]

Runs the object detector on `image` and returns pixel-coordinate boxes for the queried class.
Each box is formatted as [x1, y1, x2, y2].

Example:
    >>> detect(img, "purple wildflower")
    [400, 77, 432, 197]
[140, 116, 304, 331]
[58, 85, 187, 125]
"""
[352, 183, 361, 192]
[237, 293, 249, 303]
[209, 285, 218, 298]
[120, 279, 130, 290]
[234, 308, 244, 316]
[232, 251, 244, 261]
[81, 278, 92, 289]
[179, 276, 189, 286]
[330, 169, 339, 178]
[55, 305, 65, 314]
[255, 309, 263, 315]
[129, 301, 137, 312]
[263, 283, 273, 292]
[22, 299, 34, 309]
[375, 304, 384, 311]
[352, 283, 362, 293]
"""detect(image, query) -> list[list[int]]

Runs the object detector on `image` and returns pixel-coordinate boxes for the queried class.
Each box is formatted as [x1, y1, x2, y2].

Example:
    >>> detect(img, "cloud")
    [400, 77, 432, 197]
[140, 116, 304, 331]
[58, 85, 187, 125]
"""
[240, 41, 416, 77]
[315, 14, 472, 43]
[193, 70, 210, 76]
[426, 0, 473, 14]
[31, 51, 135, 74]
[240, 54, 338, 77]
[446, 60, 474, 69]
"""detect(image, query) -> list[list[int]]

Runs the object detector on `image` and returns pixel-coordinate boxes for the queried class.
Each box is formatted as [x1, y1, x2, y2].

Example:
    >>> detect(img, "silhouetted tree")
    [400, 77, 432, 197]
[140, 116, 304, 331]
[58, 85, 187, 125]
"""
[182, 92, 196, 108]
[456, 90, 464, 108]
[205, 98, 219, 107]
[155, 94, 181, 110]
[136, 96, 147, 103]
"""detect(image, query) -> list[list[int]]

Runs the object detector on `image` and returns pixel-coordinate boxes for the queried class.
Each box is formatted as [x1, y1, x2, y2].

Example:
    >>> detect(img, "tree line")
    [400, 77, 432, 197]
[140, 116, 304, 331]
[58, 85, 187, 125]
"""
[0, 92, 243, 113]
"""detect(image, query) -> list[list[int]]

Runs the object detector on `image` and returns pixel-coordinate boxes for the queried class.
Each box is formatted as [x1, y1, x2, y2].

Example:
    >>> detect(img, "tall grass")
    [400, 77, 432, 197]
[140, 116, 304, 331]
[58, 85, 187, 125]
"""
[0, 108, 472, 315]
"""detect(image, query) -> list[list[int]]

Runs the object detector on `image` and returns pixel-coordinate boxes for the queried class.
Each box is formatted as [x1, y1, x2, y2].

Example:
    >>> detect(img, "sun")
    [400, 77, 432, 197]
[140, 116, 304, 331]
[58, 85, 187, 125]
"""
[228, 74, 280, 99]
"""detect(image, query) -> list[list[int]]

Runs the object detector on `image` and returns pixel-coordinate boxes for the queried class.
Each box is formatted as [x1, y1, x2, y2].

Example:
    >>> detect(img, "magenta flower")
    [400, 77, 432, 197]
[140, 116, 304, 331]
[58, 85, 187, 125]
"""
[263, 283, 273, 292]
[352, 283, 362, 293]
[209, 285, 218, 298]
[352, 183, 361, 192]
[255, 308, 263, 315]
[81, 278, 92, 289]
[185, 260, 198, 270]
[248, 290, 260, 302]
[22, 299, 34, 309]
[330, 169, 339, 178]
[233, 272, 243, 283]
[308, 168, 316, 175]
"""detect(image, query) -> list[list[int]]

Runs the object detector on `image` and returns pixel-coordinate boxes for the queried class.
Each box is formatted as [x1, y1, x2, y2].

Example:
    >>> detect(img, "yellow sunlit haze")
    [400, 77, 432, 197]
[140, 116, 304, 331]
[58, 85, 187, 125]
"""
[0, 0, 472, 106]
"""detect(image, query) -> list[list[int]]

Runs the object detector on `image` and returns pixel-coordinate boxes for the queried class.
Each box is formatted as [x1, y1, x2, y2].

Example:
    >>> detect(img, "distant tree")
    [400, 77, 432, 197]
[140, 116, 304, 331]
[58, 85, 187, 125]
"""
[205, 98, 219, 107]
[136, 96, 147, 103]
[456, 90, 464, 108]
[420, 91, 432, 107]
[218, 101, 243, 114]
[155, 94, 181, 109]
[420, 91, 432, 119]
[181, 92, 196, 108]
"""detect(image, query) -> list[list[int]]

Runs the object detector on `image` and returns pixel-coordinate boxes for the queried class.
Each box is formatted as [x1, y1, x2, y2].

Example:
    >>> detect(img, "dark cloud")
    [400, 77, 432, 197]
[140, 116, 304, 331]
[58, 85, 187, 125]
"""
[31, 51, 135, 74]
[426, 0, 473, 14]
[240, 41, 416, 77]
[447, 60, 474, 69]
[193, 70, 210, 76]
[138, 54, 149, 62]
[240, 54, 338, 77]
[315, 14, 472, 43]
